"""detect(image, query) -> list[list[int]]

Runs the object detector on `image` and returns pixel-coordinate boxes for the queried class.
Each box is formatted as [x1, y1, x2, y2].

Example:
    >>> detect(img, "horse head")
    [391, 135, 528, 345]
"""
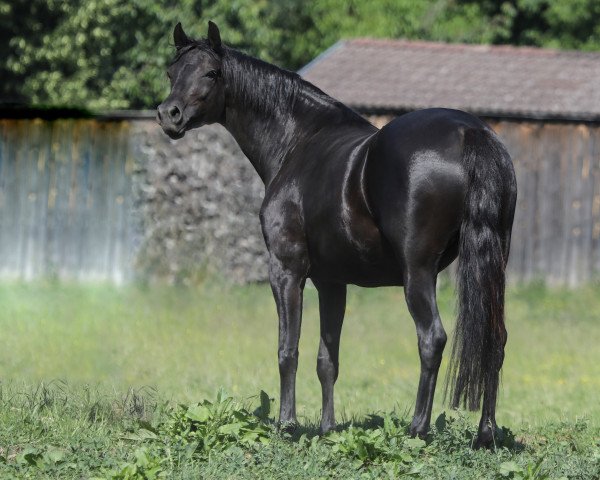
[157, 22, 225, 139]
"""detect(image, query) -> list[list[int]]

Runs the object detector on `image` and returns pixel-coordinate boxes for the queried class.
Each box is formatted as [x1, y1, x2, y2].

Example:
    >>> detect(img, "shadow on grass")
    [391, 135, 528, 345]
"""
[283, 413, 388, 441]
[283, 412, 525, 454]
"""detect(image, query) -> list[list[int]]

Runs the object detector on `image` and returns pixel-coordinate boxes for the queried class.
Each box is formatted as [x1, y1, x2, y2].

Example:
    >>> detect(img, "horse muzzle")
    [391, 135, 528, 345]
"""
[157, 102, 186, 139]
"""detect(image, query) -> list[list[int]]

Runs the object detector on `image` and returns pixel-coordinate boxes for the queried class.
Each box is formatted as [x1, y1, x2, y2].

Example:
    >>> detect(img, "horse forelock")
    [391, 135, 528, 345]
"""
[169, 40, 219, 66]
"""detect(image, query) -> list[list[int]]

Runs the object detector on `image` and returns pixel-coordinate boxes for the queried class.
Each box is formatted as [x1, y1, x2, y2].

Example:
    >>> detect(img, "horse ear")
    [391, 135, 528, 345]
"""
[207, 21, 222, 52]
[174, 22, 191, 49]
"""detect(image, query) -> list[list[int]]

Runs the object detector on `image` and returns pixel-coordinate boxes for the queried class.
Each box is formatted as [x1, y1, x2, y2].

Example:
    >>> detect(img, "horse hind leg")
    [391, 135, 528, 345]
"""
[403, 262, 447, 438]
[474, 211, 514, 448]
[313, 280, 346, 434]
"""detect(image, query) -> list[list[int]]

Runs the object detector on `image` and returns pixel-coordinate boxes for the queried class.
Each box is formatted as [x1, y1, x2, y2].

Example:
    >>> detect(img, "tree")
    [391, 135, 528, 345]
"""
[3, 0, 599, 110]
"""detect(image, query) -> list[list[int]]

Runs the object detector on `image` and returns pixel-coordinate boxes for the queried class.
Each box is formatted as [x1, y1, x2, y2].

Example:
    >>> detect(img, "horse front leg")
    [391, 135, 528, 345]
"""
[313, 280, 346, 434]
[269, 256, 306, 427]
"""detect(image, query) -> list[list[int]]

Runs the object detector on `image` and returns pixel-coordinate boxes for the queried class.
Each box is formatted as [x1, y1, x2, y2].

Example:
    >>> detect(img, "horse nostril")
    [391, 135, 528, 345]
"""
[168, 105, 182, 123]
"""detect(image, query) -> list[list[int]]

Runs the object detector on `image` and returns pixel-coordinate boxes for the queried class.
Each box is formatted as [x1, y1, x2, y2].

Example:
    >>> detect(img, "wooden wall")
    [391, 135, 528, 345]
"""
[0, 119, 135, 283]
[491, 121, 600, 286]
[1, 116, 599, 285]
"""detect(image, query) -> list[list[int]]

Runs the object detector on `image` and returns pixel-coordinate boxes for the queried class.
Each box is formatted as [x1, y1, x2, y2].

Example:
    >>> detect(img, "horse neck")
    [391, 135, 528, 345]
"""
[223, 103, 297, 186]
[220, 49, 368, 186]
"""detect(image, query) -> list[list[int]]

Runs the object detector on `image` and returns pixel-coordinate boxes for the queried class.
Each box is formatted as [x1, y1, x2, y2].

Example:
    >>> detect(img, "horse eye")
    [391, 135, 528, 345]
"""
[205, 70, 220, 79]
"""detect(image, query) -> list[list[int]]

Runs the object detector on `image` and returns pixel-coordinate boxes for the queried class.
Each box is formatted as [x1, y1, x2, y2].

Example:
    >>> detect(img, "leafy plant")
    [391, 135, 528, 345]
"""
[100, 447, 166, 480]
[159, 389, 272, 456]
[498, 458, 556, 480]
[322, 412, 425, 469]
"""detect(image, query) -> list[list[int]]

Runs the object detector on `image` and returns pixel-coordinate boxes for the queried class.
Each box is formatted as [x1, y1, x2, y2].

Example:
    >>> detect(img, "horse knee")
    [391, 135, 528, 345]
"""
[279, 350, 298, 376]
[317, 355, 337, 385]
[418, 326, 447, 370]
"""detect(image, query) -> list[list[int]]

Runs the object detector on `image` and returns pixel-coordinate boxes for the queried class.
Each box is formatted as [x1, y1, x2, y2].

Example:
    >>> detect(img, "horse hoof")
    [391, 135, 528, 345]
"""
[278, 420, 298, 434]
[474, 430, 495, 449]
[319, 422, 336, 435]
[409, 421, 428, 439]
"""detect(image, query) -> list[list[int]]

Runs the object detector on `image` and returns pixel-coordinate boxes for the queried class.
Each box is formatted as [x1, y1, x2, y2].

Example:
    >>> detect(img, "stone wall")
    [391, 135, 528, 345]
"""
[131, 121, 268, 284]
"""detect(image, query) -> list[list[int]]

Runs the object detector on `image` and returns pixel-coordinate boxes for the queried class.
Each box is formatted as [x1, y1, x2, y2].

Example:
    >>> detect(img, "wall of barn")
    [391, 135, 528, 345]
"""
[0, 119, 135, 283]
[0, 117, 266, 284]
[492, 120, 600, 286]
[1, 115, 599, 286]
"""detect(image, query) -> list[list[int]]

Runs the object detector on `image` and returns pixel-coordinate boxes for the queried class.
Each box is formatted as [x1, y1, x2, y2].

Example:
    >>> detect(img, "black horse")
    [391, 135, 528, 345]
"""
[157, 22, 517, 448]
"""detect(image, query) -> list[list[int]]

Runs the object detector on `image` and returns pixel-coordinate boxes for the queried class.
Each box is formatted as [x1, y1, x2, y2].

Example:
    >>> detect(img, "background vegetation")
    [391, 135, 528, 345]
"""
[2, 0, 600, 110]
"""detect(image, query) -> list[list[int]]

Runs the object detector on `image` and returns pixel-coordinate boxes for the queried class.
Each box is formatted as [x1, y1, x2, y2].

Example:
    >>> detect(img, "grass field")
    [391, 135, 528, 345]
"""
[1, 280, 599, 478]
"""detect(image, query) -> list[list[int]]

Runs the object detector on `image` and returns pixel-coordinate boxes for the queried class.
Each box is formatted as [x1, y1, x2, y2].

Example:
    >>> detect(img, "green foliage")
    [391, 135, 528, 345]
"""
[2, 0, 318, 109]
[438, 0, 600, 50]
[3, 0, 186, 109]
[159, 389, 273, 455]
[498, 458, 552, 480]
[2, 0, 600, 110]
[1, 384, 598, 479]
[321, 413, 425, 468]
[103, 447, 167, 480]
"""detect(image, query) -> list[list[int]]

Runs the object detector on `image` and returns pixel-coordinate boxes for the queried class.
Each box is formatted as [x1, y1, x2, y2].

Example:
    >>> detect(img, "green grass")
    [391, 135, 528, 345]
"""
[0, 280, 599, 478]
[1, 280, 599, 424]
[0, 384, 597, 479]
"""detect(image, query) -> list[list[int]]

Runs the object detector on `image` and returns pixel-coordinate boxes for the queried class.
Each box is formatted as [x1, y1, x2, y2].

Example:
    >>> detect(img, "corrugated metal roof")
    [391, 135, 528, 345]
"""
[299, 39, 600, 121]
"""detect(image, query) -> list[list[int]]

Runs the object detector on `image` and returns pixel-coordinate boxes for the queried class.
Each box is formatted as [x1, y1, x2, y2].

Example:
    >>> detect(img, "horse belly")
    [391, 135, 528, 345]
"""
[307, 214, 404, 287]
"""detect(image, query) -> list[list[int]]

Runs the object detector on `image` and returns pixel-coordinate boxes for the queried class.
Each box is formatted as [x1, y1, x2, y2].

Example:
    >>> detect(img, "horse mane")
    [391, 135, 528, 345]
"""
[182, 39, 368, 125]
[223, 48, 305, 118]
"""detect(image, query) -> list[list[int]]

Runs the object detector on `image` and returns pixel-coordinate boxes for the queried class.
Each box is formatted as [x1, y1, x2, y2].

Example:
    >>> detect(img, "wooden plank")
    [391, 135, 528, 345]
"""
[54, 120, 74, 279]
[577, 125, 594, 283]
[104, 122, 118, 280]
[535, 124, 553, 280]
[568, 125, 584, 286]
[35, 121, 52, 279]
[493, 120, 525, 282]
[591, 126, 600, 279]
[0, 120, 10, 276]
[541, 124, 566, 285]
[515, 122, 537, 282]
[21, 119, 43, 280]
[72, 121, 92, 280]
[15, 120, 29, 277]
[111, 121, 132, 284]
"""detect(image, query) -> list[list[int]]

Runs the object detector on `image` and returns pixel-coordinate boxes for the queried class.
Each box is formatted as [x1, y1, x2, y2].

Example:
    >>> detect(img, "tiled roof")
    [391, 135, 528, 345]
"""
[299, 39, 600, 121]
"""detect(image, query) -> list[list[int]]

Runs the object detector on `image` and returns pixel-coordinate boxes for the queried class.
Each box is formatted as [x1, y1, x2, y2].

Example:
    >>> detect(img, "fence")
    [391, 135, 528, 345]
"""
[0, 118, 135, 283]
[492, 120, 600, 286]
[1, 115, 599, 285]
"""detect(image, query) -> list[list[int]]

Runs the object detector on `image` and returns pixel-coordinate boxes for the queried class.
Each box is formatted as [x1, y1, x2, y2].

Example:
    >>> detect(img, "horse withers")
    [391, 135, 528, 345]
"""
[157, 21, 517, 448]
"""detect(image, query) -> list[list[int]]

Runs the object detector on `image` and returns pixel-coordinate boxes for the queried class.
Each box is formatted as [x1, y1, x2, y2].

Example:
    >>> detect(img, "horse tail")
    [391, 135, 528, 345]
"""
[446, 127, 516, 411]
